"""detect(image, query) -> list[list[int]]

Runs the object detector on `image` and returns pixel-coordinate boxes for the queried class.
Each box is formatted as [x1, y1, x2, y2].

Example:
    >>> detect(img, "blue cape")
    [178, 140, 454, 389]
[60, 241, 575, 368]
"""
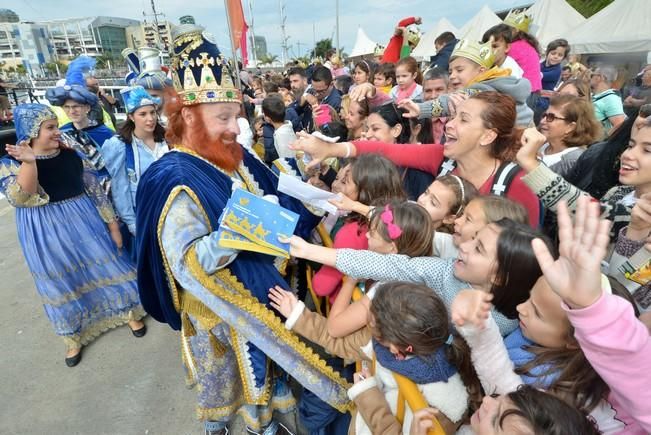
[135, 148, 319, 330]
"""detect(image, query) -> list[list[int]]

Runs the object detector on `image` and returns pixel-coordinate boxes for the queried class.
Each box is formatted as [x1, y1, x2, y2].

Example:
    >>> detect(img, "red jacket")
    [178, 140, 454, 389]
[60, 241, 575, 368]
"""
[381, 17, 417, 64]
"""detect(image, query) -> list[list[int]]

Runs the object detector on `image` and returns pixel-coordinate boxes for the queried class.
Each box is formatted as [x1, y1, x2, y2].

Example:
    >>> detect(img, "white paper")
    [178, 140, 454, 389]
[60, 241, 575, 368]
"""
[277, 172, 340, 215]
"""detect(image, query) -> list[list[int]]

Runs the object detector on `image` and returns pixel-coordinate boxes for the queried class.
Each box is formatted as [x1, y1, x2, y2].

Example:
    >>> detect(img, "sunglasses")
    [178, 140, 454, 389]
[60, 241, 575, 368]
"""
[541, 112, 567, 122]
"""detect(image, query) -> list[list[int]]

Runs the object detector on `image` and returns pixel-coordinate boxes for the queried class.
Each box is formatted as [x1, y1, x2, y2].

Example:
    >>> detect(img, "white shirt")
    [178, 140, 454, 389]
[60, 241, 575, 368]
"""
[273, 121, 297, 159]
[501, 56, 524, 79]
[433, 232, 459, 260]
[539, 143, 578, 167]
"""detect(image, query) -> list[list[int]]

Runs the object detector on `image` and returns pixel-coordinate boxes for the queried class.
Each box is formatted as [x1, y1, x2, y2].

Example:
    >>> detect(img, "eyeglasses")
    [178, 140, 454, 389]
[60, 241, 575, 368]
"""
[541, 112, 567, 122]
[62, 104, 84, 112]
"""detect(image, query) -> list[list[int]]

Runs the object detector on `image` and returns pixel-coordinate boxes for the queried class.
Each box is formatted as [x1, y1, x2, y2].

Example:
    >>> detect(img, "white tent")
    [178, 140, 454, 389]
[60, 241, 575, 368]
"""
[527, 0, 585, 47]
[459, 5, 502, 42]
[565, 0, 651, 54]
[349, 27, 378, 58]
[411, 18, 459, 60]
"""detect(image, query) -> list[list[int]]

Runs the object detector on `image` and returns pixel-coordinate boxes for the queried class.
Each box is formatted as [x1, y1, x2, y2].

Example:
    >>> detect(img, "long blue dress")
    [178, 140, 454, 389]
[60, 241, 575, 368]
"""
[0, 148, 145, 350]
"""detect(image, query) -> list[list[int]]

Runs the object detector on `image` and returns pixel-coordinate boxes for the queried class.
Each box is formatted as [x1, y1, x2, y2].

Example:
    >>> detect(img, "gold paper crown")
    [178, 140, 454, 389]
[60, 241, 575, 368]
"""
[504, 9, 533, 33]
[406, 27, 421, 47]
[170, 29, 241, 106]
[451, 39, 496, 69]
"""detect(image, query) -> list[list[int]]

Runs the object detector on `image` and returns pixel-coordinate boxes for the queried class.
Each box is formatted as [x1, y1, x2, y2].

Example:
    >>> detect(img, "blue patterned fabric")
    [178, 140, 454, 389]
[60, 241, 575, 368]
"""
[13, 104, 57, 143]
[0, 155, 143, 348]
[136, 148, 350, 421]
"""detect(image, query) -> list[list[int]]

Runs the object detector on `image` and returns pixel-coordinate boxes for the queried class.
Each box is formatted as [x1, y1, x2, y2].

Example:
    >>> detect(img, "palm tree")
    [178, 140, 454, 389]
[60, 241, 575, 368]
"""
[258, 54, 279, 66]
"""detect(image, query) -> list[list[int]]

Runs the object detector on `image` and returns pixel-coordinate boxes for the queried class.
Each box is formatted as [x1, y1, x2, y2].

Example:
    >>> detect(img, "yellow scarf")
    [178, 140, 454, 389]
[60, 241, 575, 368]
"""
[467, 67, 512, 87]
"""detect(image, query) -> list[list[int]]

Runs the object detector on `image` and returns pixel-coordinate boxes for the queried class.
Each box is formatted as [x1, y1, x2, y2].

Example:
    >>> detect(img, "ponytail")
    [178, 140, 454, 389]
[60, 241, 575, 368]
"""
[445, 333, 483, 414]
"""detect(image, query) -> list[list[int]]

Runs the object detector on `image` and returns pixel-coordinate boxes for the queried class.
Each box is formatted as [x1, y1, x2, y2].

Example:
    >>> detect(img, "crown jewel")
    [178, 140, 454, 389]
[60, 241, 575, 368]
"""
[170, 26, 241, 106]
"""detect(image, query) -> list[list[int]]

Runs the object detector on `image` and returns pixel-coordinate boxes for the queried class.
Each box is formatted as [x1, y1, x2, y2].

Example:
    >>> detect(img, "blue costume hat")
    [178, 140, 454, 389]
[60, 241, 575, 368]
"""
[170, 23, 241, 105]
[45, 56, 100, 107]
[120, 86, 161, 113]
[13, 103, 57, 143]
[122, 46, 172, 90]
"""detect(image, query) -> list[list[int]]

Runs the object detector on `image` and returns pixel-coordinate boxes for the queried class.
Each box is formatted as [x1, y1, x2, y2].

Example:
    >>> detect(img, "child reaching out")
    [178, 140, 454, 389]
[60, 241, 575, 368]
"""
[326, 200, 434, 337]
[451, 197, 651, 433]
[269, 281, 482, 435]
[285, 216, 551, 335]
[311, 154, 405, 302]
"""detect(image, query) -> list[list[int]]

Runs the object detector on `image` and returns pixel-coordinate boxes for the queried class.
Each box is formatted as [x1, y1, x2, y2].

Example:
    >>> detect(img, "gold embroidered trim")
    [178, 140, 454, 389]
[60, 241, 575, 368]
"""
[61, 306, 146, 349]
[157, 185, 211, 312]
[5, 179, 49, 207]
[181, 292, 222, 331]
[231, 328, 272, 405]
[40, 270, 137, 307]
[186, 246, 353, 413]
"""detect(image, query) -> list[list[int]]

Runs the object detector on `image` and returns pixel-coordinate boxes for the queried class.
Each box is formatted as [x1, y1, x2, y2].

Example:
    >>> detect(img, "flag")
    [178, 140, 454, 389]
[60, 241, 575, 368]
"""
[226, 0, 249, 66]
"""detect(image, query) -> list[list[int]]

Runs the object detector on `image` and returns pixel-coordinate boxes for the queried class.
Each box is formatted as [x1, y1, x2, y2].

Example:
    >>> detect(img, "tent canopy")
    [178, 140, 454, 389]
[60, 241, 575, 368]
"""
[565, 0, 651, 54]
[459, 4, 502, 42]
[411, 18, 459, 60]
[349, 27, 378, 58]
[527, 0, 585, 48]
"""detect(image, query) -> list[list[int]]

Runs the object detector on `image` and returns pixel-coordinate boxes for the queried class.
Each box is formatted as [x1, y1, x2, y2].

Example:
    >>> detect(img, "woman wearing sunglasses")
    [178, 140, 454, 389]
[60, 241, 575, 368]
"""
[537, 94, 602, 178]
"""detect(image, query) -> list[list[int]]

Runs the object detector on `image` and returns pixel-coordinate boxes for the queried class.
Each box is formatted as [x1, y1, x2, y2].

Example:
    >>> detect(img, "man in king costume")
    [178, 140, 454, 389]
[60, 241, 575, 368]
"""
[135, 24, 352, 434]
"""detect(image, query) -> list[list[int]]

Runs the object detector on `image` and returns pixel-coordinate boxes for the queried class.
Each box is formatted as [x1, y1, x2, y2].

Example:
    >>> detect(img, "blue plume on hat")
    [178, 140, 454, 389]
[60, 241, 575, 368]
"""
[120, 86, 161, 113]
[46, 56, 99, 107]
[65, 56, 96, 87]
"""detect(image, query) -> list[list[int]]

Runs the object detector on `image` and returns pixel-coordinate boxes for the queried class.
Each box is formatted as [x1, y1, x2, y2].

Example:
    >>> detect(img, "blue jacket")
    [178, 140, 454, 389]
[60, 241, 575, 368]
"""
[429, 39, 458, 72]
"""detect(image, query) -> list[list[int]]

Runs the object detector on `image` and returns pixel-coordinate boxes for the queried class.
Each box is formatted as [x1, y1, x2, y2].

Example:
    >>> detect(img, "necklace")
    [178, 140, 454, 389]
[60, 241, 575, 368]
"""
[35, 149, 61, 160]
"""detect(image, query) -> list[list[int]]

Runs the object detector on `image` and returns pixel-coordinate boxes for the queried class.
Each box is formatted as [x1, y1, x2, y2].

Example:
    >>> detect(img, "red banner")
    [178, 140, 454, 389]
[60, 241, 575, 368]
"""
[226, 0, 249, 65]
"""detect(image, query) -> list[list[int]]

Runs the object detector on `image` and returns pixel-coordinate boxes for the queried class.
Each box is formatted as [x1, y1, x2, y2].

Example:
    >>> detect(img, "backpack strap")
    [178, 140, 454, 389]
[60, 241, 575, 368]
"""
[436, 158, 457, 177]
[490, 161, 520, 196]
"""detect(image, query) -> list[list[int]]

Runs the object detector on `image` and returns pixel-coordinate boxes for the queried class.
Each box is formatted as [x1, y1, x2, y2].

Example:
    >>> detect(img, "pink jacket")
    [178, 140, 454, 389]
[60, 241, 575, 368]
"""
[566, 291, 651, 433]
[312, 221, 368, 302]
[509, 40, 542, 92]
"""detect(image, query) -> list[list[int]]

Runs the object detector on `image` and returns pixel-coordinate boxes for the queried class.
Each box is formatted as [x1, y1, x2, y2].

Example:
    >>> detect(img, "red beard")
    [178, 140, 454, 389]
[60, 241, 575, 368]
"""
[186, 124, 243, 173]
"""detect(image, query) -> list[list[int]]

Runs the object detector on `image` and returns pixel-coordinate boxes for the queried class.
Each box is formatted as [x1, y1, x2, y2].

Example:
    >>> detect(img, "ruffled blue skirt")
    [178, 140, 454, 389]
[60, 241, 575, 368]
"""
[15, 194, 144, 349]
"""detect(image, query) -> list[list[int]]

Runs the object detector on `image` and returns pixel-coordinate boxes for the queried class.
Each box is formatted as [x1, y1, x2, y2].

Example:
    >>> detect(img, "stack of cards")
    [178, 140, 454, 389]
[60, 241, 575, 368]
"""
[217, 189, 299, 258]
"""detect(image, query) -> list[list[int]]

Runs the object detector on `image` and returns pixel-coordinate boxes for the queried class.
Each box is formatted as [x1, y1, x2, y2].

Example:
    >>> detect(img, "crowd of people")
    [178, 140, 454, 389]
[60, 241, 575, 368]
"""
[1, 10, 651, 435]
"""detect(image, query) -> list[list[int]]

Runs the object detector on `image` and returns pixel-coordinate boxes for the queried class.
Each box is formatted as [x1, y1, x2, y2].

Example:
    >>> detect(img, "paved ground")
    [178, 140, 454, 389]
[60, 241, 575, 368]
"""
[0, 198, 295, 435]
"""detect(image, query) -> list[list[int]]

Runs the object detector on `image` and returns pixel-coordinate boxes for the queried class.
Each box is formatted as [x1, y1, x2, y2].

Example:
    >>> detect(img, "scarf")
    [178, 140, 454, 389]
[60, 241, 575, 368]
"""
[505, 327, 558, 388]
[396, 81, 418, 103]
[373, 340, 456, 384]
[467, 67, 512, 87]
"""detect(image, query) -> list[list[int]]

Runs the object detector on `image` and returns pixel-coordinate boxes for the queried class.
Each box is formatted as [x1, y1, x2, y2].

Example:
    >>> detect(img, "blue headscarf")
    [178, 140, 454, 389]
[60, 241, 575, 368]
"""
[45, 56, 99, 107]
[13, 104, 57, 143]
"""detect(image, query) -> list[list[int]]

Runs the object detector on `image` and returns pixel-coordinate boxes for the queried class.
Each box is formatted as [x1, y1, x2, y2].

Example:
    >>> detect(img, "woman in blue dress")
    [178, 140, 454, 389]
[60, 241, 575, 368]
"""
[100, 86, 168, 259]
[45, 56, 114, 190]
[0, 104, 146, 367]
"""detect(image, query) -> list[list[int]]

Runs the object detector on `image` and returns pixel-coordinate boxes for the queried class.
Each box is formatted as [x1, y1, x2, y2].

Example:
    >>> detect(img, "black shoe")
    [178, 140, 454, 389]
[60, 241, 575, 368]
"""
[65, 349, 82, 367]
[130, 324, 147, 338]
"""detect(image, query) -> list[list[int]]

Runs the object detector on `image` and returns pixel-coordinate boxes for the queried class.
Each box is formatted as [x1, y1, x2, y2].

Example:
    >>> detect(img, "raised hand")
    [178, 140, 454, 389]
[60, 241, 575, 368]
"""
[5, 141, 36, 164]
[268, 285, 299, 318]
[349, 83, 376, 102]
[531, 197, 611, 309]
[517, 127, 546, 172]
[451, 289, 493, 329]
[397, 99, 421, 118]
[447, 92, 469, 118]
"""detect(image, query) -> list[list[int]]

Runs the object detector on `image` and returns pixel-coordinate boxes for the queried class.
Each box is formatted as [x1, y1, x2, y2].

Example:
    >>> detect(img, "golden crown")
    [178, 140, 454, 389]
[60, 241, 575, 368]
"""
[170, 28, 241, 106]
[504, 9, 533, 33]
[451, 39, 496, 69]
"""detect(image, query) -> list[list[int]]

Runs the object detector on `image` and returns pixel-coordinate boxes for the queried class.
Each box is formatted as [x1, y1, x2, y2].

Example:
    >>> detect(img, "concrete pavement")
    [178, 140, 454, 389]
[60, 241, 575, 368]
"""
[0, 197, 204, 434]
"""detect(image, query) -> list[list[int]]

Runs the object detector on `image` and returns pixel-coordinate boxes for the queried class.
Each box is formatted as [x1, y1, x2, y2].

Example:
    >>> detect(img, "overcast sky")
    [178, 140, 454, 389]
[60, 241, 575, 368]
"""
[9, 0, 530, 58]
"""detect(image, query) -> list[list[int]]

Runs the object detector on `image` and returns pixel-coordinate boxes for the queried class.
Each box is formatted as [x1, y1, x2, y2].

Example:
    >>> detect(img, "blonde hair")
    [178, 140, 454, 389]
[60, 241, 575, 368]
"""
[474, 195, 529, 225]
